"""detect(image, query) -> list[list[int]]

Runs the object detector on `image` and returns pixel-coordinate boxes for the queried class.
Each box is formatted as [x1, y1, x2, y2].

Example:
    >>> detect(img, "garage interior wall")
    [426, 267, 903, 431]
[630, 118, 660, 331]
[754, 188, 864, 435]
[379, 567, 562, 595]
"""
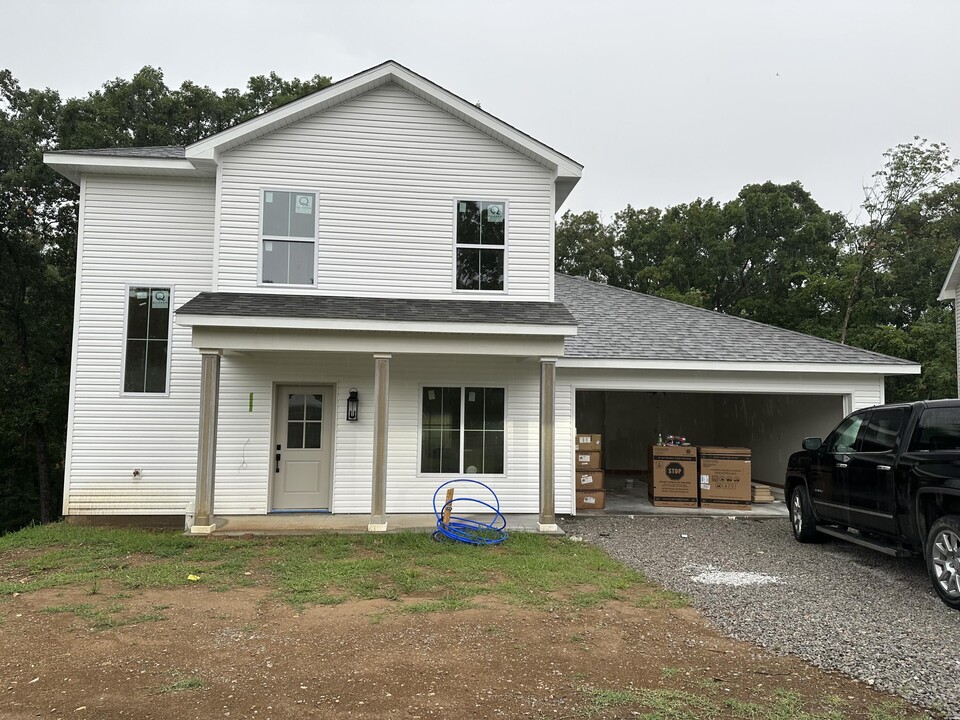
[575, 391, 843, 486]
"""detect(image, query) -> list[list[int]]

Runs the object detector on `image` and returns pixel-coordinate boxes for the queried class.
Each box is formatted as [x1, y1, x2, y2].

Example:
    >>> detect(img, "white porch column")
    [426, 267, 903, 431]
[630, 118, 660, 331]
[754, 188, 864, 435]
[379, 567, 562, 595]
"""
[192, 348, 222, 534]
[539, 357, 559, 532]
[369, 353, 391, 531]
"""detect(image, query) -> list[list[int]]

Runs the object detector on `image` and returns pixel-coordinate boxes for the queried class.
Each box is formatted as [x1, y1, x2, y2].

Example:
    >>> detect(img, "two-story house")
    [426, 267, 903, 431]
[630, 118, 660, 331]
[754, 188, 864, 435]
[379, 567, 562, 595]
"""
[46, 61, 919, 534]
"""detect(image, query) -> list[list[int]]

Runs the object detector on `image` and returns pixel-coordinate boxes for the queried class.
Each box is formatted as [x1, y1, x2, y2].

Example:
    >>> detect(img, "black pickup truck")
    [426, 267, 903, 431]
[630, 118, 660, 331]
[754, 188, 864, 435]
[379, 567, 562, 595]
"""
[785, 399, 960, 610]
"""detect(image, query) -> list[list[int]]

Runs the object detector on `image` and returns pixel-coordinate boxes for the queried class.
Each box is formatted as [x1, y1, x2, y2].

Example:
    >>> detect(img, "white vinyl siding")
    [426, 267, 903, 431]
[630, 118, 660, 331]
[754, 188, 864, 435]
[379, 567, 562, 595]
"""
[203, 354, 542, 516]
[215, 83, 554, 300]
[65, 175, 215, 515]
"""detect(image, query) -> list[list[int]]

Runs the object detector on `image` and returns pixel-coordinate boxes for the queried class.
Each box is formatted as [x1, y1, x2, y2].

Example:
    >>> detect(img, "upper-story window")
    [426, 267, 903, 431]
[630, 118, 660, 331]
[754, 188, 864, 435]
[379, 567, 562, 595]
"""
[123, 286, 171, 394]
[455, 200, 505, 291]
[261, 190, 317, 285]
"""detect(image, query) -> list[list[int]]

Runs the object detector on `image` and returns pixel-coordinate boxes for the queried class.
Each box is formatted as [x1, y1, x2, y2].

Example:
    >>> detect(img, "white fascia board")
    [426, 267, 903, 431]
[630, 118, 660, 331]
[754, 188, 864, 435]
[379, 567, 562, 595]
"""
[184, 61, 582, 181]
[938, 244, 960, 301]
[556, 357, 921, 376]
[191, 326, 566, 357]
[43, 153, 209, 184]
[176, 313, 578, 337]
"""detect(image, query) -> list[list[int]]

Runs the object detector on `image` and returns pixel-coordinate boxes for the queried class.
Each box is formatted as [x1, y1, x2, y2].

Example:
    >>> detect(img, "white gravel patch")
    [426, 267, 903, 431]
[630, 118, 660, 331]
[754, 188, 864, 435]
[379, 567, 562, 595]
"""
[686, 566, 781, 586]
[562, 514, 960, 719]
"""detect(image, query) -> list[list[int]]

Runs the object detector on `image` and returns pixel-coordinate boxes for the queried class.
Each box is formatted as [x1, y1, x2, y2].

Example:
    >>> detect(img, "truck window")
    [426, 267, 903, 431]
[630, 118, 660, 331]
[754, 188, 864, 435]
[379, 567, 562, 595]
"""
[826, 414, 866, 454]
[909, 408, 960, 452]
[859, 407, 909, 453]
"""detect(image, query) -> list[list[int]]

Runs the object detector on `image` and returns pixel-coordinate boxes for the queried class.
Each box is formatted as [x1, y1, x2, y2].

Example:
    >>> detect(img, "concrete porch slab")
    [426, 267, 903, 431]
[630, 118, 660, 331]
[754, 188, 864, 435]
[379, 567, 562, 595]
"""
[201, 513, 548, 536]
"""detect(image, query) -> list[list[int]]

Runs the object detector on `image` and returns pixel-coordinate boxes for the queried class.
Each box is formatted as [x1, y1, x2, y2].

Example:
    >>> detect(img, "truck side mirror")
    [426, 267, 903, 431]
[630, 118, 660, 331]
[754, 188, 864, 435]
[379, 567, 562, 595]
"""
[802, 437, 823, 451]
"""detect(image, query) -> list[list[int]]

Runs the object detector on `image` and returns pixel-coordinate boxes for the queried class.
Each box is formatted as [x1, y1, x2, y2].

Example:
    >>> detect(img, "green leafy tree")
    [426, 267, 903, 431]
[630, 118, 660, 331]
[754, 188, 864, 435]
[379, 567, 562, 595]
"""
[0, 71, 74, 528]
[839, 138, 959, 344]
[0, 66, 332, 530]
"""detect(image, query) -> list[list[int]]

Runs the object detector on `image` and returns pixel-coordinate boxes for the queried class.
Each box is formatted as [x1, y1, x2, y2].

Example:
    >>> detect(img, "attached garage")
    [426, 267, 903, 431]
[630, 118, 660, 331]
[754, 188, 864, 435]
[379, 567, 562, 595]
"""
[574, 390, 842, 486]
[553, 274, 921, 514]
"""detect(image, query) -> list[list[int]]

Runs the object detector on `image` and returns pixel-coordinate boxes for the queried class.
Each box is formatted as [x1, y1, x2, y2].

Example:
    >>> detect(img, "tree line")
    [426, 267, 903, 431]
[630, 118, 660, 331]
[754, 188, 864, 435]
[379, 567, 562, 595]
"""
[1, 68, 958, 532]
[557, 141, 959, 403]
[0, 67, 331, 531]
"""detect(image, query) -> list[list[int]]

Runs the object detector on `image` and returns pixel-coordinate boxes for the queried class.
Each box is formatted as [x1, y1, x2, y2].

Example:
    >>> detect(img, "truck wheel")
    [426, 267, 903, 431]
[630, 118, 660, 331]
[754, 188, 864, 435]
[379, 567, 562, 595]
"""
[789, 485, 823, 543]
[925, 515, 960, 610]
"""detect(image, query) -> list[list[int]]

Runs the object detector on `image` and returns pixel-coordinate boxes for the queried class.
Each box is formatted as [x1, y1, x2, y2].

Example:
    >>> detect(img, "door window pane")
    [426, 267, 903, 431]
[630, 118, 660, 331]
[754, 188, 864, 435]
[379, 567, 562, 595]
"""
[828, 415, 866, 454]
[288, 394, 305, 421]
[305, 394, 323, 421]
[123, 286, 171, 393]
[304, 422, 322, 449]
[287, 422, 303, 449]
[910, 408, 960, 451]
[860, 408, 908, 452]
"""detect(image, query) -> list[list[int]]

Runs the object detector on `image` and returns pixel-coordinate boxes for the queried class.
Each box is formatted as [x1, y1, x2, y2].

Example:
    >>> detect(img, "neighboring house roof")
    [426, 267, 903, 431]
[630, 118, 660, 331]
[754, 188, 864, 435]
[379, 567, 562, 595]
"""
[938, 244, 960, 300]
[44, 61, 582, 204]
[177, 291, 577, 334]
[555, 273, 919, 371]
[55, 146, 186, 158]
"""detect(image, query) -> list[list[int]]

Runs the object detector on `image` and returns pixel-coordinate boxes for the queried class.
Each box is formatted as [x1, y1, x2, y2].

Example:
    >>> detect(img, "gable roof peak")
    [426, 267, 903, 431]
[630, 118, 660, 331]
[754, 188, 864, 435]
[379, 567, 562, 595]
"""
[184, 60, 581, 184]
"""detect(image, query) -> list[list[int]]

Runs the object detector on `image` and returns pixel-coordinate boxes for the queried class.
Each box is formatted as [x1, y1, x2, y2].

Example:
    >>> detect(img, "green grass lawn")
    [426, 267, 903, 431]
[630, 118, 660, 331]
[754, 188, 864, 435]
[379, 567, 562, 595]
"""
[0, 524, 927, 720]
[0, 523, 680, 611]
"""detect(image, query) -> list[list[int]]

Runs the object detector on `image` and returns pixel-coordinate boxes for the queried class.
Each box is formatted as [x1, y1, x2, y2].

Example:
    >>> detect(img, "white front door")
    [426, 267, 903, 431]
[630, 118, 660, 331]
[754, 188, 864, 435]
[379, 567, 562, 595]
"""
[273, 386, 333, 510]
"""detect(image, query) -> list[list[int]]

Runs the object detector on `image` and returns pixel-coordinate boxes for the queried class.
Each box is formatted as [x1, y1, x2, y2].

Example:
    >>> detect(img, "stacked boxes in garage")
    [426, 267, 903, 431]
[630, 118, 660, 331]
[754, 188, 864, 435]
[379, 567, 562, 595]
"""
[574, 433, 605, 509]
[698, 447, 752, 510]
[648, 445, 698, 507]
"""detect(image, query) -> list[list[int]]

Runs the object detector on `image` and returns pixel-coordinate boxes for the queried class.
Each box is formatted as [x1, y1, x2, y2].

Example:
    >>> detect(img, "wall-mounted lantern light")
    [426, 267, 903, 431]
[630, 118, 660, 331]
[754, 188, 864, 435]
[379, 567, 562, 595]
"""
[346, 388, 359, 422]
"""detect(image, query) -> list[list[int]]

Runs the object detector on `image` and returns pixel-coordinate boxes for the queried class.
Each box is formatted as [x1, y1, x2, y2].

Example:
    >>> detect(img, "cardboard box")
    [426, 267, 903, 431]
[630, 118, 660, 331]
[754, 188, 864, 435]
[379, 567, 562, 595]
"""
[648, 445, 698, 507]
[576, 470, 604, 490]
[575, 433, 602, 452]
[576, 489, 606, 510]
[698, 447, 752, 510]
[575, 450, 602, 470]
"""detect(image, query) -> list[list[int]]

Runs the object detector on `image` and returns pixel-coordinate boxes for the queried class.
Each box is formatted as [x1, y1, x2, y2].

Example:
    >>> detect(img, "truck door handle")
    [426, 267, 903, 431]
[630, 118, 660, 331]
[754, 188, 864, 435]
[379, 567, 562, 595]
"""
[836, 463, 848, 468]
[877, 465, 892, 471]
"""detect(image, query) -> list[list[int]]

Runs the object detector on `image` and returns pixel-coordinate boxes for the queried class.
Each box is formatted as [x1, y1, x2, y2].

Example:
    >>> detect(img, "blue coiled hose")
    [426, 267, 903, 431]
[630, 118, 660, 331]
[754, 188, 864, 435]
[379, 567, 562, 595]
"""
[432, 478, 508, 545]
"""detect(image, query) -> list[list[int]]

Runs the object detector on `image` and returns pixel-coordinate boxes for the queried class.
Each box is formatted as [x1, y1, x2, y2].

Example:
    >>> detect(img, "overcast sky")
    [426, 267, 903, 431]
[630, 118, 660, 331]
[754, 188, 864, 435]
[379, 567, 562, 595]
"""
[6, 0, 960, 219]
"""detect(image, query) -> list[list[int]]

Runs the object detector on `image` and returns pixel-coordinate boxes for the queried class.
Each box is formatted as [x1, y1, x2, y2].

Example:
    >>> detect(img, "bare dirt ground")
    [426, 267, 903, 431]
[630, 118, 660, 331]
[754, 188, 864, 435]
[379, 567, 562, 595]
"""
[0, 583, 923, 720]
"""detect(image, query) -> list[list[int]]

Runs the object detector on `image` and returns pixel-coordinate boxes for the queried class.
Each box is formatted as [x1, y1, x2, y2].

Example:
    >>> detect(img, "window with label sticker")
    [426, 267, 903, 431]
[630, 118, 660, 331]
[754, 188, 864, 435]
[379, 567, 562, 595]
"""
[421, 387, 505, 473]
[123, 287, 171, 393]
[455, 200, 505, 291]
[261, 190, 317, 285]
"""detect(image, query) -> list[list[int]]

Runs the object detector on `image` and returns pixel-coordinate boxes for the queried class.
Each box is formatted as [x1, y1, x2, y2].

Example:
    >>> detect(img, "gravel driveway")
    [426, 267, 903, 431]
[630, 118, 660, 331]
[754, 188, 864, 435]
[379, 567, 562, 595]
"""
[562, 514, 960, 719]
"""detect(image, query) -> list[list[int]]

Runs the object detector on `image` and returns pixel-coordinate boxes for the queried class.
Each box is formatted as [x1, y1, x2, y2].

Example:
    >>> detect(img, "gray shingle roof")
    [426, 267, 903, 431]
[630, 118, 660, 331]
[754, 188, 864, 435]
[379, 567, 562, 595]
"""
[177, 292, 577, 326]
[48, 146, 186, 158]
[555, 273, 915, 365]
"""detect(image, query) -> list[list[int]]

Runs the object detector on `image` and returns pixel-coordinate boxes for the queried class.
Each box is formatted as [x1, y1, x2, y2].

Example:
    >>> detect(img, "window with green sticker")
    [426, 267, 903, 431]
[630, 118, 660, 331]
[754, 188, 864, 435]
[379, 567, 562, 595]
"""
[261, 190, 317, 285]
[455, 200, 505, 291]
[123, 286, 171, 393]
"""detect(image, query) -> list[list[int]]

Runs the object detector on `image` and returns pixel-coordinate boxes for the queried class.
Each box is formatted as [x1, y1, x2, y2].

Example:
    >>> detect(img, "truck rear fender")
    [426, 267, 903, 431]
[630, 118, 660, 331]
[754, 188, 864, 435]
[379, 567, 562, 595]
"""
[915, 488, 960, 541]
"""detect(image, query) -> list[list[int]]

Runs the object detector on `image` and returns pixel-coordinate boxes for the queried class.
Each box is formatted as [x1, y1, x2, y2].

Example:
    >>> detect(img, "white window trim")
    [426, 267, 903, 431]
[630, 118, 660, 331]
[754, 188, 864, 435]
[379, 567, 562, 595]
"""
[451, 198, 509, 295]
[416, 384, 508, 478]
[119, 283, 175, 398]
[257, 187, 320, 289]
